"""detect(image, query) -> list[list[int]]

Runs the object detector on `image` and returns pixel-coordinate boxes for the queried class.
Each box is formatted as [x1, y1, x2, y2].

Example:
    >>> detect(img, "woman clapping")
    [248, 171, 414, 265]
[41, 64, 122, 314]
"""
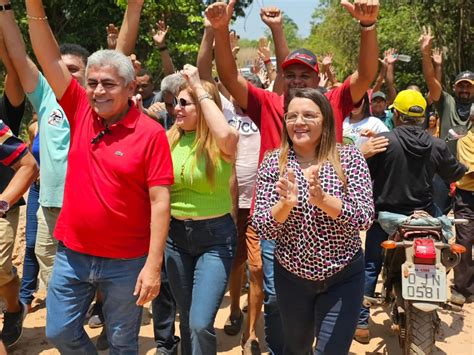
[253, 88, 374, 354]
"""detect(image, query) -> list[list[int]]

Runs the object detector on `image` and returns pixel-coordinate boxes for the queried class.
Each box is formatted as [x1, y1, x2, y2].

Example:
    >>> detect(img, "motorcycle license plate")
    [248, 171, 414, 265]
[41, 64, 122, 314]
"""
[401, 264, 447, 302]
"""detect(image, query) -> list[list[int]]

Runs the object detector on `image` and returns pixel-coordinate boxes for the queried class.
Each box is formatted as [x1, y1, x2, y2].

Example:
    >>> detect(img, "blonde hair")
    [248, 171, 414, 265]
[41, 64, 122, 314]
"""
[279, 88, 346, 190]
[167, 80, 223, 186]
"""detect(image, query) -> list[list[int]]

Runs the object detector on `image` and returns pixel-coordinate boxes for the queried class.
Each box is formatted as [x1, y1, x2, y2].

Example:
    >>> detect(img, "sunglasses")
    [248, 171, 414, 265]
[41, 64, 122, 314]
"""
[174, 97, 195, 108]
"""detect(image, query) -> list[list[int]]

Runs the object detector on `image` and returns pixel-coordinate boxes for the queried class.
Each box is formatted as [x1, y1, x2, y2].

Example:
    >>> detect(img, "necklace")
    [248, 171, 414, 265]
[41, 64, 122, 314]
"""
[296, 157, 318, 168]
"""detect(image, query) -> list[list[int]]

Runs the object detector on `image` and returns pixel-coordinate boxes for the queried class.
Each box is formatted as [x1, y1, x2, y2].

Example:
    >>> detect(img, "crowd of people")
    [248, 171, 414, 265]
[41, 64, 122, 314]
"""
[0, 0, 472, 354]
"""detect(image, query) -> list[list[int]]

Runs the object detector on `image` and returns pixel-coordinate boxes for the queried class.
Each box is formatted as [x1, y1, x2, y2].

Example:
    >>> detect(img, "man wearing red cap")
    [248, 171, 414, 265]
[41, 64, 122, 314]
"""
[206, 1, 380, 353]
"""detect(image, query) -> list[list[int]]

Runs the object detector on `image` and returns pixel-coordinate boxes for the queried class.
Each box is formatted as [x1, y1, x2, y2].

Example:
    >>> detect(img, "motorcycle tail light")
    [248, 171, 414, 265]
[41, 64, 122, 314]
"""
[450, 243, 466, 254]
[381, 240, 397, 249]
[413, 238, 436, 265]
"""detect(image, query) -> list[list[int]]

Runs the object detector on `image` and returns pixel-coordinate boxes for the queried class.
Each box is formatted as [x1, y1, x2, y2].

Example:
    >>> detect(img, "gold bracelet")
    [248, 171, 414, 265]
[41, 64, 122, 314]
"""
[27, 14, 48, 21]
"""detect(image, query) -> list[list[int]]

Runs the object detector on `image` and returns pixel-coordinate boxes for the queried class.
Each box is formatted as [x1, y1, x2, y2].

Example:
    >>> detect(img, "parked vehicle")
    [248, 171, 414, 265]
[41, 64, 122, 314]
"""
[364, 212, 468, 354]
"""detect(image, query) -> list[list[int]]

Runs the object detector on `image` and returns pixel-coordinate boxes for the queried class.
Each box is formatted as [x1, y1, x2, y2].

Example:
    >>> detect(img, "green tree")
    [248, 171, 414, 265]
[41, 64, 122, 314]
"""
[0, 0, 254, 84]
[304, 0, 473, 91]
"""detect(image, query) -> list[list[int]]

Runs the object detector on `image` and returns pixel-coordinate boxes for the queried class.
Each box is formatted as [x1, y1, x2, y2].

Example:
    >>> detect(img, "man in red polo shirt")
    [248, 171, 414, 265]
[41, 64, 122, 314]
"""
[206, 1, 380, 353]
[26, 1, 173, 353]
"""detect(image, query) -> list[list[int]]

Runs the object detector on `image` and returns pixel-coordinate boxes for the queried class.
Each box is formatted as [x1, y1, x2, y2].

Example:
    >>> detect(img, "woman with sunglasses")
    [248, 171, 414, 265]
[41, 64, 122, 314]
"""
[165, 64, 239, 355]
[253, 88, 374, 354]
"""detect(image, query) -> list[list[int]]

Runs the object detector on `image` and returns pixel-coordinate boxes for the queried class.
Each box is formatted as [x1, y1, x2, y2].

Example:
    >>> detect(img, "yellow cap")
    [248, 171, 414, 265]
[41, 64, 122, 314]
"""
[389, 90, 427, 118]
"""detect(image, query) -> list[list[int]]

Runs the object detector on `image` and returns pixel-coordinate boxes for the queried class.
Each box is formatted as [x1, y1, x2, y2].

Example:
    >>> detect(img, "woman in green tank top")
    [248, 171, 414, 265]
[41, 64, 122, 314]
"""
[165, 64, 239, 355]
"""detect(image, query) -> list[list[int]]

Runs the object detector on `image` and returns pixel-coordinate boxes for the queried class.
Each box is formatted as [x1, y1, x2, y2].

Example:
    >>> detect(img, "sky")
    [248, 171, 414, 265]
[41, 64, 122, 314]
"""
[232, 0, 318, 40]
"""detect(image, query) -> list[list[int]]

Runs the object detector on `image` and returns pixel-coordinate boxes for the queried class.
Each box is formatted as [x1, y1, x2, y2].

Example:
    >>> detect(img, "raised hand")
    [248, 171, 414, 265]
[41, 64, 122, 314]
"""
[258, 38, 272, 62]
[360, 135, 389, 158]
[106, 23, 119, 50]
[276, 168, 298, 207]
[229, 30, 240, 57]
[307, 165, 325, 206]
[321, 53, 333, 67]
[260, 7, 283, 30]
[152, 18, 169, 47]
[180, 64, 202, 92]
[251, 58, 261, 75]
[431, 47, 443, 66]
[319, 72, 329, 88]
[384, 48, 398, 65]
[129, 54, 142, 75]
[205, 0, 235, 30]
[418, 25, 433, 54]
[341, 0, 380, 26]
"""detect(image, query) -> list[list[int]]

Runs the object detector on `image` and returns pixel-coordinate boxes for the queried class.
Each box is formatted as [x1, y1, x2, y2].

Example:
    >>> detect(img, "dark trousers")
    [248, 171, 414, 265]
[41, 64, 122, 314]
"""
[275, 250, 364, 355]
[152, 260, 180, 354]
[453, 189, 474, 296]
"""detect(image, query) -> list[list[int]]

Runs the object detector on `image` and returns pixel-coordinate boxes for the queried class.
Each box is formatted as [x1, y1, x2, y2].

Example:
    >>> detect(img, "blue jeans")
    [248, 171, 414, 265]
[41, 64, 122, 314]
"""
[46, 243, 146, 354]
[165, 214, 236, 355]
[275, 250, 364, 355]
[20, 182, 40, 305]
[260, 239, 284, 355]
[152, 260, 180, 354]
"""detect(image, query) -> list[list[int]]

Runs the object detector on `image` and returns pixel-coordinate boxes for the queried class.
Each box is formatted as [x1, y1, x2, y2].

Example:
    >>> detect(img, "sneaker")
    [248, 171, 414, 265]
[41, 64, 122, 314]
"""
[96, 326, 109, 351]
[242, 339, 261, 355]
[353, 327, 370, 344]
[88, 302, 104, 328]
[450, 288, 466, 306]
[2, 301, 28, 349]
[223, 311, 243, 336]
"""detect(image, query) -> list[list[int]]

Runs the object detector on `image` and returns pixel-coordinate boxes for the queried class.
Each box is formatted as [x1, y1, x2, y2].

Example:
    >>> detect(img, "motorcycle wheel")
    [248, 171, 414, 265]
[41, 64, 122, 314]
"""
[404, 302, 436, 355]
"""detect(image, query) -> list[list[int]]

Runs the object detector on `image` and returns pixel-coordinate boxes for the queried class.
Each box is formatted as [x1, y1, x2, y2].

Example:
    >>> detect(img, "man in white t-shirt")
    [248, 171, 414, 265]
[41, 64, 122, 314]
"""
[221, 88, 264, 353]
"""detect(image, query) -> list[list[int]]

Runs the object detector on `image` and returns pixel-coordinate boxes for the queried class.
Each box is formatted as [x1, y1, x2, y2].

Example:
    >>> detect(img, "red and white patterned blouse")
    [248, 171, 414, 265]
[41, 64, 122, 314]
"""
[252, 144, 374, 281]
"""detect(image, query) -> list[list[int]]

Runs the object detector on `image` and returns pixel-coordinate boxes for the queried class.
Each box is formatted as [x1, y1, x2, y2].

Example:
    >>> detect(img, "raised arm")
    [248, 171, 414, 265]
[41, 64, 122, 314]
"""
[152, 18, 175, 75]
[0, 3, 40, 94]
[182, 64, 238, 159]
[115, 0, 144, 55]
[431, 47, 443, 85]
[341, 0, 380, 104]
[383, 48, 397, 105]
[371, 60, 386, 93]
[0, 29, 24, 106]
[205, 1, 249, 110]
[419, 26, 442, 102]
[25, 0, 71, 99]
[197, 18, 215, 83]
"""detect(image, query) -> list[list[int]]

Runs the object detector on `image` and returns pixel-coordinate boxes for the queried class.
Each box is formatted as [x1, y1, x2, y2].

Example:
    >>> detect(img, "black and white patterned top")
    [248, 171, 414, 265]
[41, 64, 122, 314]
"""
[252, 144, 374, 281]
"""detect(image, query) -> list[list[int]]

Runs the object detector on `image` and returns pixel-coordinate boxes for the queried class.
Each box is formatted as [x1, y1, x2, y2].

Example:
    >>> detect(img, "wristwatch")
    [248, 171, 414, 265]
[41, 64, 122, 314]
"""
[0, 200, 10, 215]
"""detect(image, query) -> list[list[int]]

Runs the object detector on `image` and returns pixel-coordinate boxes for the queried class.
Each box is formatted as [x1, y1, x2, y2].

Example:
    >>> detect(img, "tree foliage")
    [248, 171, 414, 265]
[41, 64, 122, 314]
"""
[304, 0, 473, 92]
[0, 0, 254, 83]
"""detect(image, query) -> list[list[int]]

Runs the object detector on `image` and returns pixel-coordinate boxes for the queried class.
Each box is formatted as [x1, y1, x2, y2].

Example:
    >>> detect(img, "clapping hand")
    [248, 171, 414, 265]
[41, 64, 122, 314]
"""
[276, 168, 298, 207]
[307, 165, 325, 206]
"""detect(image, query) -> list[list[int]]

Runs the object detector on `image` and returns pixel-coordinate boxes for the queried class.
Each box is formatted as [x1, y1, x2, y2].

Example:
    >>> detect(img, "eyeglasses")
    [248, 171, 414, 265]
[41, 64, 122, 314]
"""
[174, 97, 195, 108]
[283, 111, 321, 124]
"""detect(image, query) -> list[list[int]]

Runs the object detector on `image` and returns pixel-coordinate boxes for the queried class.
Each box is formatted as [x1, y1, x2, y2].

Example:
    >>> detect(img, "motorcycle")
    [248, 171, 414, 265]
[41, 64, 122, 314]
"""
[364, 212, 468, 355]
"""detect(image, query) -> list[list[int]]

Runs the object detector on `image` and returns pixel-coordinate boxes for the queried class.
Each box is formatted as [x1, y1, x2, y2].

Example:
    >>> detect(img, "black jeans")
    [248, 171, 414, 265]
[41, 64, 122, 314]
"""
[274, 250, 364, 355]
